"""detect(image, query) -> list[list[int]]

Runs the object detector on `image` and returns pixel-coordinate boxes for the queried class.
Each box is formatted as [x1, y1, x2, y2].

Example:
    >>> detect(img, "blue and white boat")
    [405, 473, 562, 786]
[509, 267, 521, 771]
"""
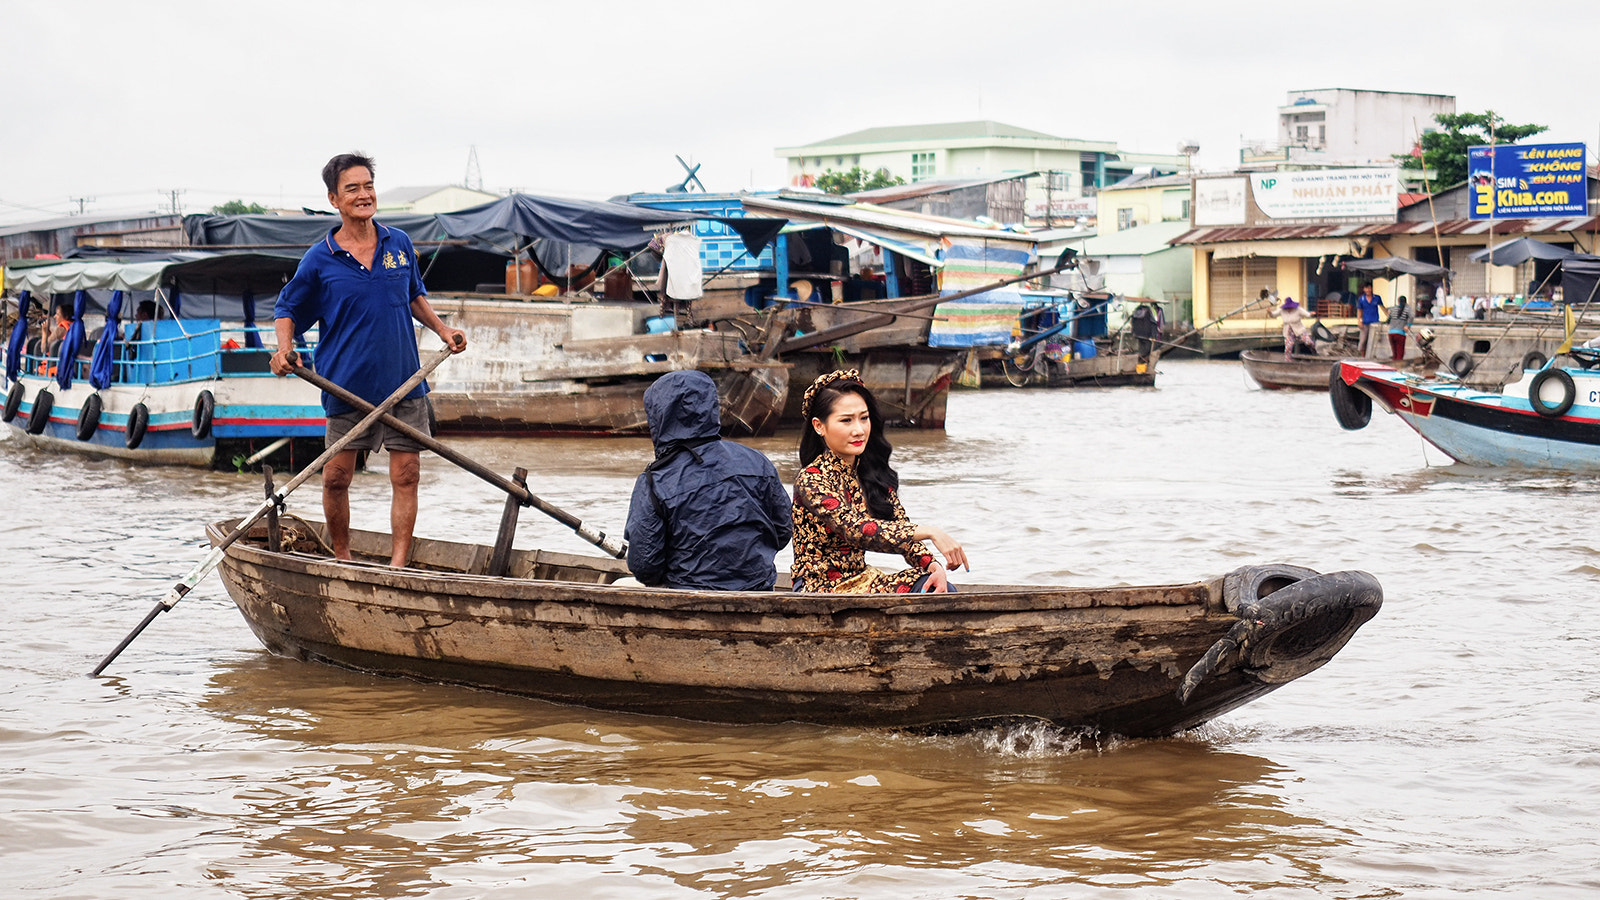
[2, 253, 325, 467]
[1331, 352, 1600, 471]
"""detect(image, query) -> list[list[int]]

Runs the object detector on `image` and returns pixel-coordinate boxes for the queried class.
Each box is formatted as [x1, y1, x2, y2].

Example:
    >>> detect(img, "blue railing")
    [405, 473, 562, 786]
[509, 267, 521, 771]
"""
[19, 322, 317, 386]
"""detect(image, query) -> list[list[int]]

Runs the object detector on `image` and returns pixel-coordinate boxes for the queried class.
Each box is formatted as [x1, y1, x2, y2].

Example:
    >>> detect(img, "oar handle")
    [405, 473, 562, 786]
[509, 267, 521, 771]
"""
[290, 362, 629, 559]
[89, 345, 457, 676]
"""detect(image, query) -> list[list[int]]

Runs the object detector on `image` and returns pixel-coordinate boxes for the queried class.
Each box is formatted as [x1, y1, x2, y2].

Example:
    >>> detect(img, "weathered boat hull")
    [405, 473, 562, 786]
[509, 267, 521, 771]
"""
[980, 347, 1156, 389]
[3, 372, 324, 468]
[781, 349, 958, 429]
[1241, 350, 1342, 390]
[210, 520, 1381, 737]
[424, 295, 789, 436]
[1336, 359, 1600, 470]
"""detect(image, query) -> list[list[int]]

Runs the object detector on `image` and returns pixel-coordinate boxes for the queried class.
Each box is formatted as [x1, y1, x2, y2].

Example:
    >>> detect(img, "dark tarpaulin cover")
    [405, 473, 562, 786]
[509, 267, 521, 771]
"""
[183, 213, 451, 247]
[1342, 257, 1451, 278]
[1467, 238, 1578, 266]
[435, 193, 784, 256]
[1561, 256, 1600, 306]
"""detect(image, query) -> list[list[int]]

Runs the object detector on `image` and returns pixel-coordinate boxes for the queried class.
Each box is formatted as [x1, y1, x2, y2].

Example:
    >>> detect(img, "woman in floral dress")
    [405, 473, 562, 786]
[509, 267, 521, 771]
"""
[790, 369, 968, 593]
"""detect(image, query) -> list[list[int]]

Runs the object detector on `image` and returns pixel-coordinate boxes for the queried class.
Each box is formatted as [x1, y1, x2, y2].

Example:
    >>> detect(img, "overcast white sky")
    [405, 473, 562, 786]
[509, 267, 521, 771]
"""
[3, 0, 1596, 224]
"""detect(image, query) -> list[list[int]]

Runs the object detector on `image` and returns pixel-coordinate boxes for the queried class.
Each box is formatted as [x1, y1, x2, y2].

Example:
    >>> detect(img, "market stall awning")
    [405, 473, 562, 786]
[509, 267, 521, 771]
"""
[1342, 257, 1451, 278]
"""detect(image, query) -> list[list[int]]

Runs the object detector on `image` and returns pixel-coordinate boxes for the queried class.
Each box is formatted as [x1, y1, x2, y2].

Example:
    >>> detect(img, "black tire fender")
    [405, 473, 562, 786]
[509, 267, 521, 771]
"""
[76, 394, 102, 441]
[26, 389, 53, 434]
[1180, 566, 1383, 703]
[1529, 367, 1576, 418]
[1329, 367, 1372, 430]
[1522, 350, 1548, 371]
[2, 382, 23, 423]
[1448, 350, 1474, 377]
[125, 403, 149, 450]
[191, 390, 215, 440]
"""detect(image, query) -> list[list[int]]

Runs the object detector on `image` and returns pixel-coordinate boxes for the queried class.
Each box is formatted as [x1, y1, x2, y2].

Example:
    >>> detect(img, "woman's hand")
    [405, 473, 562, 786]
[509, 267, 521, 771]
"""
[920, 526, 968, 572]
[922, 563, 950, 593]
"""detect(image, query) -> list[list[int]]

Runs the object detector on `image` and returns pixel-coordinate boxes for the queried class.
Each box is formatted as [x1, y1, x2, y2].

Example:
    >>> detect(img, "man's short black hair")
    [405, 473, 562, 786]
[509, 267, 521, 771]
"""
[322, 153, 375, 194]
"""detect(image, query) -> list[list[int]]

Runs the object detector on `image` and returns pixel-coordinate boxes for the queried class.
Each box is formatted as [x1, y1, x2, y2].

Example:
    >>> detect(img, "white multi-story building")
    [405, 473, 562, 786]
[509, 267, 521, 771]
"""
[776, 120, 1186, 223]
[1240, 88, 1456, 170]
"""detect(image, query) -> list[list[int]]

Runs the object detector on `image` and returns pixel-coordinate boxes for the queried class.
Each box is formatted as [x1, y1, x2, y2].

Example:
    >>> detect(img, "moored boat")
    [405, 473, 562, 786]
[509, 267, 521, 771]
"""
[210, 517, 1381, 737]
[1331, 350, 1600, 470]
[2, 254, 325, 467]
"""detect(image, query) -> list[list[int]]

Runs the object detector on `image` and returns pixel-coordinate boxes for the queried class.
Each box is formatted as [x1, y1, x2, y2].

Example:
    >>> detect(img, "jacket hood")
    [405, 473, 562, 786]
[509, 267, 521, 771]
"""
[644, 370, 721, 449]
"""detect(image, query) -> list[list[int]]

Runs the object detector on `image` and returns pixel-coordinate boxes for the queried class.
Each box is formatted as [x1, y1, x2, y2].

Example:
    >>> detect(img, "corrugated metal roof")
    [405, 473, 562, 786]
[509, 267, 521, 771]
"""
[1174, 216, 1600, 245]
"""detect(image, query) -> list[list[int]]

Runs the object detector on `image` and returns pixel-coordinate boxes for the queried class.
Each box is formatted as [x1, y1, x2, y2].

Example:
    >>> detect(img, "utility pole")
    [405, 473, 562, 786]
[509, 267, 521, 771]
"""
[161, 188, 186, 215]
[68, 196, 95, 215]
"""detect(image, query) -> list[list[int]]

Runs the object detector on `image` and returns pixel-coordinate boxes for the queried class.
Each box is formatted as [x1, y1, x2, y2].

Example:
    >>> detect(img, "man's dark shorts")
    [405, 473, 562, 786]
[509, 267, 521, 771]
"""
[326, 397, 431, 453]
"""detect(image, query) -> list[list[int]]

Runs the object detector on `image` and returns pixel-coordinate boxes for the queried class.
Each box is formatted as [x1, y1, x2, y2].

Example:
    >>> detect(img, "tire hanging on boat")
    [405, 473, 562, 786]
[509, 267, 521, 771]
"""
[192, 390, 215, 440]
[1448, 351, 1474, 377]
[26, 389, 53, 434]
[76, 394, 103, 441]
[125, 403, 149, 449]
[1328, 367, 1371, 430]
[1522, 350, 1548, 372]
[1528, 368, 1576, 418]
[2, 382, 23, 422]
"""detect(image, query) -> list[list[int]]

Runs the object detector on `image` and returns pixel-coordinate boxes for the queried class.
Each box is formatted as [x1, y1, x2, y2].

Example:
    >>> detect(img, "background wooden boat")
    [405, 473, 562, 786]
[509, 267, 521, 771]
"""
[1240, 349, 1343, 390]
[210, 519, 1382, 738]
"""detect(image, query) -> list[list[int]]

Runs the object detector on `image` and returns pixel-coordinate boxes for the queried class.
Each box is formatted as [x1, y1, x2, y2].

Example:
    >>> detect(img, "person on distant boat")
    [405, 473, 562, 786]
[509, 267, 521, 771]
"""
[269, 152, 467, 568]
[1269, 297, 1314, 361]
[1387, 295, 1415, 362]
[1130, 302, 1162, 370]
[624, 370, 793, 591]
[791, 369, 968, 594]
[1355, 284, 1385, 357]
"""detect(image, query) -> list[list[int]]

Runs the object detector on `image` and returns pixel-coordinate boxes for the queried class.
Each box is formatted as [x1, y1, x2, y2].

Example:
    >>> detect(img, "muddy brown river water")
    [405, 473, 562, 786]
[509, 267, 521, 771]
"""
[3, 358, 1597, 898]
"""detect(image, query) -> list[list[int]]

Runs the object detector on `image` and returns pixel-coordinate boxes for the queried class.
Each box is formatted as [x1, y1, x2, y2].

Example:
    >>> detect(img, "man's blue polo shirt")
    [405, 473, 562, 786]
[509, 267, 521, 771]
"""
[1357, 293, 1383, 324]
[276, 223, 428, 416]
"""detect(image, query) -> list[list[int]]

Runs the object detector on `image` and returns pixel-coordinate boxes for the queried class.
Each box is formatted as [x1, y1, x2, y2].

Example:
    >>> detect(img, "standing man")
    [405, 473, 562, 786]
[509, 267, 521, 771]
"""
[270, 152, 467, 567]
[1355, 284, 1385, 358]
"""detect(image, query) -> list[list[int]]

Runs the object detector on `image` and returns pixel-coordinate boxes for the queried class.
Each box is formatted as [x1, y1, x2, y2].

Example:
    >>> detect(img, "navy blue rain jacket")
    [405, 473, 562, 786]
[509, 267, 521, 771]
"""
[624, 371, 793, 590]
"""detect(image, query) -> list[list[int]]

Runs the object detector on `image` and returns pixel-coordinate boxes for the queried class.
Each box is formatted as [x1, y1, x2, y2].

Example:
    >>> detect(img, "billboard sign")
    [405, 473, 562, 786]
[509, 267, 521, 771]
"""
[1468, 142, 1588, 219]
[1251, 168, 1398, 220]
[1193, 177, 1247, 225]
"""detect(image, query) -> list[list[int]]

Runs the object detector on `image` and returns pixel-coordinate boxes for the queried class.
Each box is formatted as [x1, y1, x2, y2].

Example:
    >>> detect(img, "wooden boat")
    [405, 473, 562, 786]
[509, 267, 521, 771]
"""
[1240, 349, 1344, 390]
[423, 294, 788, 436]
[209, 517, 1382, 737]
[1331, 350, 1600, 471]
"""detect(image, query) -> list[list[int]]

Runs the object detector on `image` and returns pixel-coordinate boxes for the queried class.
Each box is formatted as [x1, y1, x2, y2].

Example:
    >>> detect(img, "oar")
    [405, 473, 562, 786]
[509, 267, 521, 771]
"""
[288, 360, 629, 560]
[89, 345, 456, 677]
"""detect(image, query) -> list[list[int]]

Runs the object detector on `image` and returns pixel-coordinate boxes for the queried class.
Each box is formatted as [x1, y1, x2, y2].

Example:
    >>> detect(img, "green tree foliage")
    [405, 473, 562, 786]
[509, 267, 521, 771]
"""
[1397, 111, 1547, 188]
[210, 199, 267, 215]
[814, 166, 906, 195]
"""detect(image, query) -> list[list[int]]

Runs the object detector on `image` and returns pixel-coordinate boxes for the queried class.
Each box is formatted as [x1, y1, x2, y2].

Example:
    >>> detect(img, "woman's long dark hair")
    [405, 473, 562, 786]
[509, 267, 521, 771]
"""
[799, 380, 899, 518]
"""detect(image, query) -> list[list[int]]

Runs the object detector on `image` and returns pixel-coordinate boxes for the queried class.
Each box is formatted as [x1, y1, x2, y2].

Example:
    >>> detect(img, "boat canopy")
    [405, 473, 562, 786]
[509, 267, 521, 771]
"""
[434, 193, 785, 257]
[1561, 256, 1600, 306]
[7, 251, 300, 296]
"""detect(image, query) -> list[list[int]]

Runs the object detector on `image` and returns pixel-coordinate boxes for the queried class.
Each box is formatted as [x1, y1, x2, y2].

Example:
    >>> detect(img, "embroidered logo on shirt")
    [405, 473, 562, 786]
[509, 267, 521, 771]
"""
[382, 251, 397, 269]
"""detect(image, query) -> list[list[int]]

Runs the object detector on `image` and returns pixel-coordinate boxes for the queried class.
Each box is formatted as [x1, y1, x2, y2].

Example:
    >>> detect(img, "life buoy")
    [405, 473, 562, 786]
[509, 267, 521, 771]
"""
[1329, 367, 1371, 430]
[2, 382, 23, 422]
[1529, 368, 1576, 418]
[76, 394, 102, 441]
[1447, 351, 1474, 377]
[26, 389, 53, 434]
[125, 403, 149, 449]
[192, 390, 215, 440]
[1522, 350, 1548, 372]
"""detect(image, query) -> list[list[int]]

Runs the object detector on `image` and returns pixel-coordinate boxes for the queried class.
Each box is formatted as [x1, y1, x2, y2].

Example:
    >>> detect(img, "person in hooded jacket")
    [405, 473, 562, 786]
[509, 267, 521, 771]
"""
[624, 370, 793, 590]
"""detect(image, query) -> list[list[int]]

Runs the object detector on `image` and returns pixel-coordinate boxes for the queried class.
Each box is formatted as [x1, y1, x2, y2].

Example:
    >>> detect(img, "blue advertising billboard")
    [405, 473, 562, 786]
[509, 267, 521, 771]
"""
[1468, 142, 1588, 219]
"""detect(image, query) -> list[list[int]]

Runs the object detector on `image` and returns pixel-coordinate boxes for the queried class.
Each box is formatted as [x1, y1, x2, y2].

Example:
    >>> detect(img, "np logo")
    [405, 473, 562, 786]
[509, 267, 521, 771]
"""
[1258, 178, 1278, 190]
